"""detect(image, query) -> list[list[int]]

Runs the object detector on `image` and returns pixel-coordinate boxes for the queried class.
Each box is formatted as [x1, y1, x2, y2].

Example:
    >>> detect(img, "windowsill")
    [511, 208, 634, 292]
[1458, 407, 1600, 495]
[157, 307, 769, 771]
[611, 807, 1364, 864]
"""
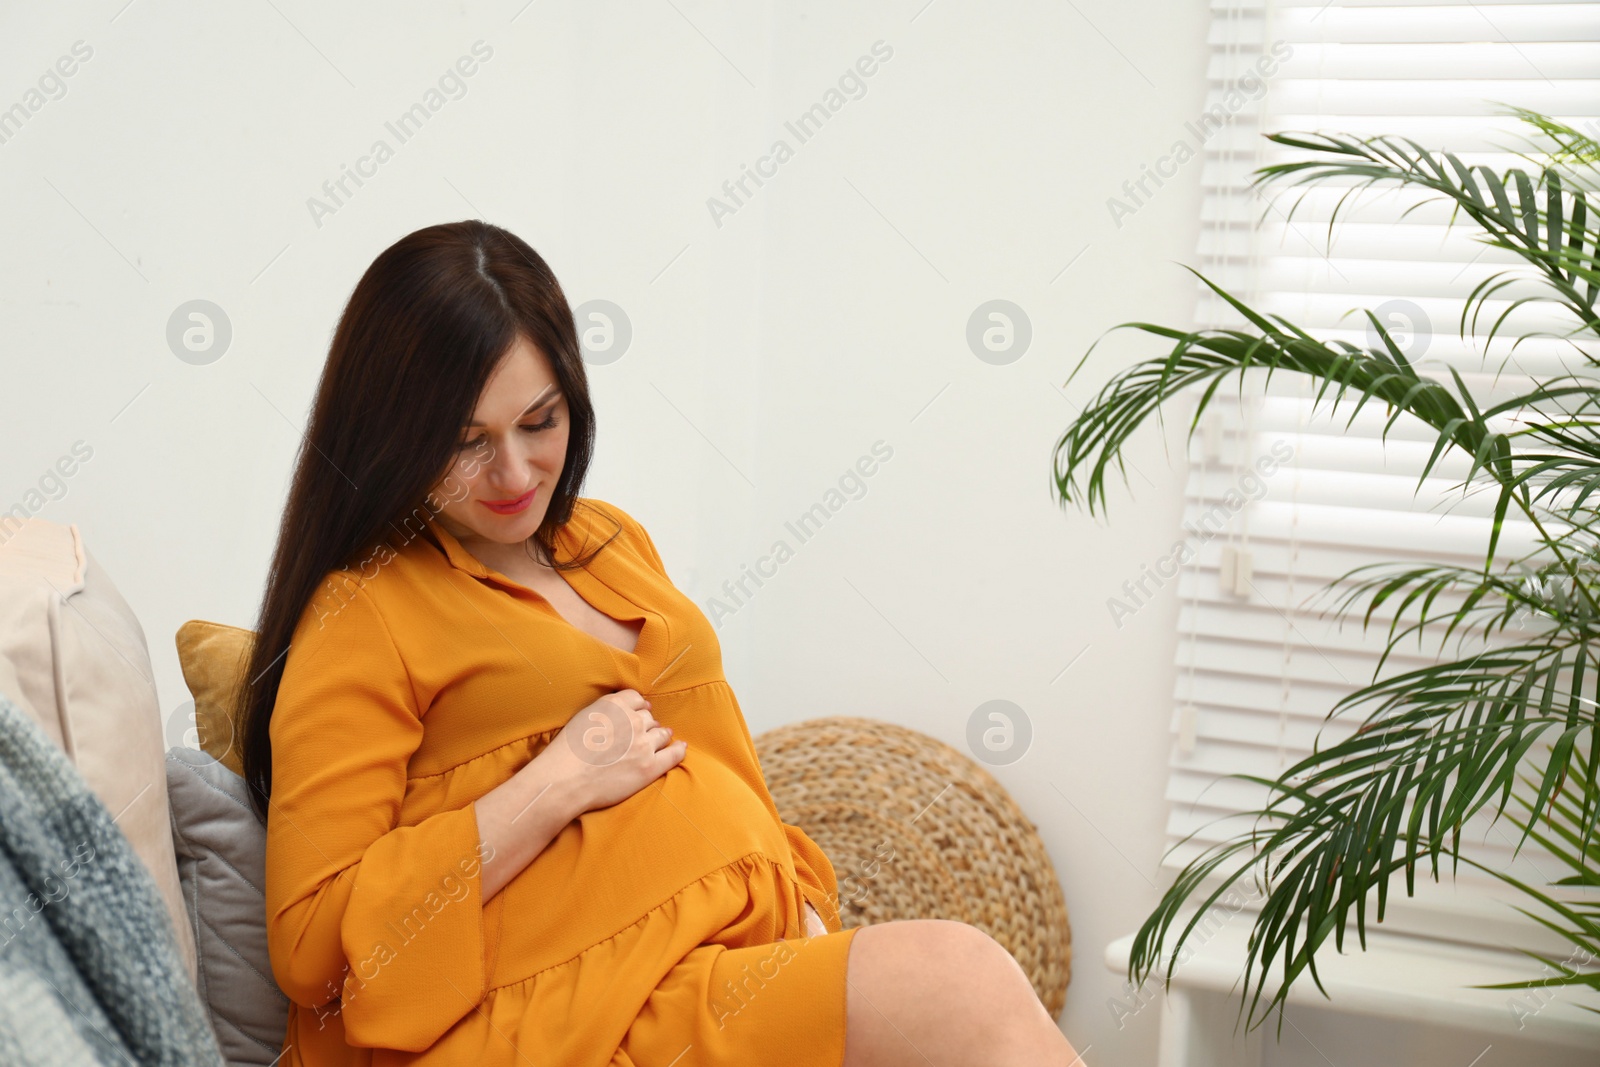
[1104, 914, 1599, 1052]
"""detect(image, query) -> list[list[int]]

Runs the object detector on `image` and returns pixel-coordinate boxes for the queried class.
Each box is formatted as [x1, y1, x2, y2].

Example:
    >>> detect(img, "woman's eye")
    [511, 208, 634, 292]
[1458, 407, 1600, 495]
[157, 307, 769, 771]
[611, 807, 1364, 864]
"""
[456, 415, 556, 451]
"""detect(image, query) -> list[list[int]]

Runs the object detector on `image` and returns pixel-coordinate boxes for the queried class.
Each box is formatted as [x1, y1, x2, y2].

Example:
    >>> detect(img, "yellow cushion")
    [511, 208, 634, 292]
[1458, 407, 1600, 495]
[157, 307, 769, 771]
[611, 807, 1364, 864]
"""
[174, 620, 255, 777]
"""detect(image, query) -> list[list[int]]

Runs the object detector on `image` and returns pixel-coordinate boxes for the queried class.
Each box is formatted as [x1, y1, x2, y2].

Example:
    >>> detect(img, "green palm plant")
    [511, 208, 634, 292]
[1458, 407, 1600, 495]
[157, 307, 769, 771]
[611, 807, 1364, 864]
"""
[1052, 109, 1600, 1029]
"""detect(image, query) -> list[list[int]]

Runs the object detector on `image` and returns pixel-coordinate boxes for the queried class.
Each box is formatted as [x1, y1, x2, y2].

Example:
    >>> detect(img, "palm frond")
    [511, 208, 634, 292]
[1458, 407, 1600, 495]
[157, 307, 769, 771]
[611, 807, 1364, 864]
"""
[1056, 109, 1600, 1029]
[1254, 130, 1600, 348]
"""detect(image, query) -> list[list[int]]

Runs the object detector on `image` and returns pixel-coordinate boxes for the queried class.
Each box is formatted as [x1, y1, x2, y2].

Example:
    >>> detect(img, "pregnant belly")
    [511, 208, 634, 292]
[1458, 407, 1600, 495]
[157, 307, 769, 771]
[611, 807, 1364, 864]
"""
[483, 744, 795, 986]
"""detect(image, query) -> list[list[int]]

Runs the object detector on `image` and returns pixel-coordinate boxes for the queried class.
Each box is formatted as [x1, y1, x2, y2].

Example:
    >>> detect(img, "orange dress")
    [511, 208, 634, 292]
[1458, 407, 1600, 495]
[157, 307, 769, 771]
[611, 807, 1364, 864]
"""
[264, 498, 859, 1067]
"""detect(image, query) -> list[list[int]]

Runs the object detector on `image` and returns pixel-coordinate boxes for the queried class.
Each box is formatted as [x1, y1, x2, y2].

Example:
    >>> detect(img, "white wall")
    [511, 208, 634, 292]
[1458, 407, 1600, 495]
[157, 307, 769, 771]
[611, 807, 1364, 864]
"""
[0, 2, 1216, 1064]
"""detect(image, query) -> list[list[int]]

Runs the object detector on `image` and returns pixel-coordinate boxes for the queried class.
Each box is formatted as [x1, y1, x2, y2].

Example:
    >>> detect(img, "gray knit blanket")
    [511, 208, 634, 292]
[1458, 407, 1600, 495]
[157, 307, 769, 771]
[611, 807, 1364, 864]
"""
[0, 691, 223, 1066]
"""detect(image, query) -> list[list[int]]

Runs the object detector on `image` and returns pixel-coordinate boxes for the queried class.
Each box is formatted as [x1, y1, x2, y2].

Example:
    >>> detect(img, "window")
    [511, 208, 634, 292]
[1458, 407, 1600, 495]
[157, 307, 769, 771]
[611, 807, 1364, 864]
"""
[1166, 0, 1600, 950]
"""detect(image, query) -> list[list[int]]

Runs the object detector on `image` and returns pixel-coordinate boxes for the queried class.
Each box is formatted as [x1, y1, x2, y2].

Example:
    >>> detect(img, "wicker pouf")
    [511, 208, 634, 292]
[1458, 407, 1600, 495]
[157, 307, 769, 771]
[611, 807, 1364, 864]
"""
[753, 715, 1071, 1016]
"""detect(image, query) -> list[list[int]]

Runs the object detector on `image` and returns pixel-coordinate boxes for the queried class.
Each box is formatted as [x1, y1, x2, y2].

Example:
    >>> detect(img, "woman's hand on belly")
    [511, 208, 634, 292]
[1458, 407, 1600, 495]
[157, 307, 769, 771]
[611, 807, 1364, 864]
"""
[475, 688, 687, 901]
[549, 688, 688, 811]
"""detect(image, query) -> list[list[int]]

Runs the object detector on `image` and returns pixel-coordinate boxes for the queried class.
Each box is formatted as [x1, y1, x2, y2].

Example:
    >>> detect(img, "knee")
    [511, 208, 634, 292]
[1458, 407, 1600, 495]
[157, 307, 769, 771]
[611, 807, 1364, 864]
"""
[925, 920, 1014, 968]
[940, 924, 1061, 1038]
[902, 920, 1027, 993]
[918, 923, 1052, 1040]
[851, 918, 1026, 993]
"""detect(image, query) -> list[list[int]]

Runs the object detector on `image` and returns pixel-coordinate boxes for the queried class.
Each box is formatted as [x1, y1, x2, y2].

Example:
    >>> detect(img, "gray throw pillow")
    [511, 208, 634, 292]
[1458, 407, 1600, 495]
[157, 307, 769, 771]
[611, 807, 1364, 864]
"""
[165, 747, 289, 1066]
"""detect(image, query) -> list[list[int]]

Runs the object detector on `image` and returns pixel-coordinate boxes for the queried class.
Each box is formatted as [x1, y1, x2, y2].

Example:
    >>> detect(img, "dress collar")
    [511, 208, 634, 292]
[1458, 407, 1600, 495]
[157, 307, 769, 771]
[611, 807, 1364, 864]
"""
[417, 509, 659, 673]
[419, 514, 497, 578]
[417, 512, 590, 591]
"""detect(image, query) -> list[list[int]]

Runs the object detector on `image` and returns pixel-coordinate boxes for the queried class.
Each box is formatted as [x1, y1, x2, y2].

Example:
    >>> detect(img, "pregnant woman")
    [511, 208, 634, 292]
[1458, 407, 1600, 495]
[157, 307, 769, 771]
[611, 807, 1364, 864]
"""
[239, 220, 1084, 1067]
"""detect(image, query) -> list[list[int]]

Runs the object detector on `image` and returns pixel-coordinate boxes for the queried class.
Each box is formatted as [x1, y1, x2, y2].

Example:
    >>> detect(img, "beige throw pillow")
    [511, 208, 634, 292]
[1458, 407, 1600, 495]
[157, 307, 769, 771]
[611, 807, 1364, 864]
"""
[0, 517, 197, 980]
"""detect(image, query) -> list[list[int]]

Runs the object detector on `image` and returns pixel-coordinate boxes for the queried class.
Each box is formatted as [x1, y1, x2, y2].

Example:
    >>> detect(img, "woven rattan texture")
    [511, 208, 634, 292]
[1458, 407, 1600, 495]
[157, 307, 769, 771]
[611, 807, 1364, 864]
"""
[754, 716, 1071, 1015]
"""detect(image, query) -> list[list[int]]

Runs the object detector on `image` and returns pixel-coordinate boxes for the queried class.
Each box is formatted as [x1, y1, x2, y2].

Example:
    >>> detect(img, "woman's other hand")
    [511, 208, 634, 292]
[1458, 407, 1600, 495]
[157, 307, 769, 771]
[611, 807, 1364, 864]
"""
[804, 901, 828, 938]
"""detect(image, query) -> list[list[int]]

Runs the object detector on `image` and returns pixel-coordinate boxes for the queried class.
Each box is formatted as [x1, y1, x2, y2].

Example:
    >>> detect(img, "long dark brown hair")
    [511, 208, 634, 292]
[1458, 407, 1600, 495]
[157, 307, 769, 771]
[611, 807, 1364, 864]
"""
[238, 220, 611, 823]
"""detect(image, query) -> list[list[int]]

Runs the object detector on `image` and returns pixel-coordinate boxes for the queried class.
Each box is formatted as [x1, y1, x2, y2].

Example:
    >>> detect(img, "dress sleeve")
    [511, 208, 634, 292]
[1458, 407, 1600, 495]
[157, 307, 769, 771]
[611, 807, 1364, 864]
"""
[264, 576, 488, 1053]
[785, 822, 845, 933]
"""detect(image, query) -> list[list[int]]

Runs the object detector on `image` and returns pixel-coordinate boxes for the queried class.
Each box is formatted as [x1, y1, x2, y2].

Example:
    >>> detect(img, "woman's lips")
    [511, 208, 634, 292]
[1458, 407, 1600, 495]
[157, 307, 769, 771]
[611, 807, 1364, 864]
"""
[480, 486, 537, 515]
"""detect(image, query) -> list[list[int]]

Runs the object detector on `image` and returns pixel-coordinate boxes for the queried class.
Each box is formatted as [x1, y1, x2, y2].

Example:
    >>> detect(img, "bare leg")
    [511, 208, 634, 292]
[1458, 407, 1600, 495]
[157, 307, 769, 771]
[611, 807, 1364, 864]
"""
[840, 919, 1085, 1067]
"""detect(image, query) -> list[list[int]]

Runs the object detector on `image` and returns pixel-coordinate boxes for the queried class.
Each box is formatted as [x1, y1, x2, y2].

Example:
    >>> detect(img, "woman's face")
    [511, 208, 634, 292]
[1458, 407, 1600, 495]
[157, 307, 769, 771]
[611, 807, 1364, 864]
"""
[430, 333, 569, 547]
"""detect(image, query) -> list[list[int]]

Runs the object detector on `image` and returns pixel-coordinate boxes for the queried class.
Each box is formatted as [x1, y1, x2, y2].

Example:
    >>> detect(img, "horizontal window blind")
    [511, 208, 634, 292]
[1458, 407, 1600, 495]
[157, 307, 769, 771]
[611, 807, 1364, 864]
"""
[1168, 0, 1600, 950]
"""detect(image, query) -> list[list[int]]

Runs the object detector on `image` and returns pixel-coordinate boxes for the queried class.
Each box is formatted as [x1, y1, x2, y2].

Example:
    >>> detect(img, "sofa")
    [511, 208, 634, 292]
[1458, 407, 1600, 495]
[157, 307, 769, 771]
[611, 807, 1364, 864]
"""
[0, 517, 289, 1066]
